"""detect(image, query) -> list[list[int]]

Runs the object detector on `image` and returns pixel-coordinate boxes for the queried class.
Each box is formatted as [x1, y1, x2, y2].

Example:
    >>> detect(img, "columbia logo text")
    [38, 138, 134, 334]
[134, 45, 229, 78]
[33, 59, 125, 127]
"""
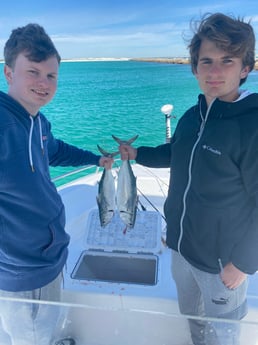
[202, 144, 221, 156]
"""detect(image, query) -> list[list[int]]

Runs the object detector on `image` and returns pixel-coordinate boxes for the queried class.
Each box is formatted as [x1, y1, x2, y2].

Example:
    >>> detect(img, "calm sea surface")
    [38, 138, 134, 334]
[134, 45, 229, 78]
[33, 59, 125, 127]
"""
[1, 61, 258, 182]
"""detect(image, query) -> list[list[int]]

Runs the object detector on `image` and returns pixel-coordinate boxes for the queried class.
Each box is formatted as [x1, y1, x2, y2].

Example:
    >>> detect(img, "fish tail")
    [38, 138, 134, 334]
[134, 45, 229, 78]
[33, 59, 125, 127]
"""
[97, 145, 119, 158]
[112, 134, 138, 145]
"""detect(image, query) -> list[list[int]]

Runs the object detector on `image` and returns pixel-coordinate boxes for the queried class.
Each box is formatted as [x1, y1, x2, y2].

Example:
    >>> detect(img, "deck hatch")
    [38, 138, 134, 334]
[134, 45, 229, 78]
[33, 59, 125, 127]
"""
[71, 251, 158, 285]
[71, 209, 161, 285]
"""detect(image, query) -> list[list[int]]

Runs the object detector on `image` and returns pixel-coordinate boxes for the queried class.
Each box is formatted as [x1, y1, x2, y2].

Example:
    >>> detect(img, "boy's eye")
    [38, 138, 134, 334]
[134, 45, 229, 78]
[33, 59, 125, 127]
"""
[48, 74, 56, 80]
[223, 59, 233, 64]
[200, 59, 212, 64]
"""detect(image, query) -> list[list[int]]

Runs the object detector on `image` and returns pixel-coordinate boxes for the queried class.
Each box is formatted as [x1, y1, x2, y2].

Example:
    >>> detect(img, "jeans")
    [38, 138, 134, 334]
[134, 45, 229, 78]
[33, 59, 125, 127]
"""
[171, 250, 248, 345]
[0, 273, 63, 345]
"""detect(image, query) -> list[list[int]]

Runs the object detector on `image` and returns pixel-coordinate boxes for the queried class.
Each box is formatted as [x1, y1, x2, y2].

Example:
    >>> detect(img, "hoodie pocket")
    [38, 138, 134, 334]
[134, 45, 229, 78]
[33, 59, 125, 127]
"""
[42, 206, 70, 259]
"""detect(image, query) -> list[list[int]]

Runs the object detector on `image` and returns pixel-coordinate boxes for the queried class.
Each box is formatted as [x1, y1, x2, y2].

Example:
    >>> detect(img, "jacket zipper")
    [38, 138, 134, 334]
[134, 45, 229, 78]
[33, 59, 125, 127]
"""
[177, 99, 216, 255]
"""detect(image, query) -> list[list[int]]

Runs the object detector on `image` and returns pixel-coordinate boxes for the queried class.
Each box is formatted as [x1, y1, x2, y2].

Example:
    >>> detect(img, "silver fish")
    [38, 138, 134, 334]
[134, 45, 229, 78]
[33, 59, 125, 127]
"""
[96, 146, 118, 227]
[112, 135, 138, 228]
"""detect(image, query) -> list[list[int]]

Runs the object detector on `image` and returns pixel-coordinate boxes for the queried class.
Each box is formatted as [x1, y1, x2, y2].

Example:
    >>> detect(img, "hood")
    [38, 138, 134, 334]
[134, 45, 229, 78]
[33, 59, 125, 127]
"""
[0, 90, 33, 124]
[0, 91, 44, 171]
[197, 92, 258, 120]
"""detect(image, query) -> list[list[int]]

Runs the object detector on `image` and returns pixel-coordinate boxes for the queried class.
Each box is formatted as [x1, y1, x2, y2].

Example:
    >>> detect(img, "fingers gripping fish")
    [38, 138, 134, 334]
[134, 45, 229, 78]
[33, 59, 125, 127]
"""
[112, 135, 138, 229]
[96, 146, 118, 227]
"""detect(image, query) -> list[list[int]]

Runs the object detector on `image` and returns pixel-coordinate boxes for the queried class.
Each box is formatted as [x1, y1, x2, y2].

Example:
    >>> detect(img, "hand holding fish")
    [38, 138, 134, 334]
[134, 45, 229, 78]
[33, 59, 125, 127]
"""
[119, 145, 137, 161]
[99, 156, 114, 170]
[116, 136, 138, 161]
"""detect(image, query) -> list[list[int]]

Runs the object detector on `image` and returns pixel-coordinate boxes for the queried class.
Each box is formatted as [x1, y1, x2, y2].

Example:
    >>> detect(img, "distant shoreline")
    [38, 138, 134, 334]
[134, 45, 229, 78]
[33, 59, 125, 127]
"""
[1, 57, 258, 69]
[130, 57, 258, 70]
[50, 57, 258, 70]
[61, 57, 130, 62]
[60, 57, 191, 64]
[130, 57, 190, 64]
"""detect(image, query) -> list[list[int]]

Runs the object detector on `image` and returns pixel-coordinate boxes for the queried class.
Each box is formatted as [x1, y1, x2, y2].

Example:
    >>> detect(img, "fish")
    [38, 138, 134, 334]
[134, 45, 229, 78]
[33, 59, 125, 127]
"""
[96, 146, 118, 227]
[112, 135, 138, 229]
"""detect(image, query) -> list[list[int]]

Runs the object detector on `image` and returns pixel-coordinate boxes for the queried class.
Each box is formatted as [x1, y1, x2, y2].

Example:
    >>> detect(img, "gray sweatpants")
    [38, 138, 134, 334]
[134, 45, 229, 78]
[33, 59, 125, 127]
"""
[0, 274, 63, 345]
[171, 250, 248, 345]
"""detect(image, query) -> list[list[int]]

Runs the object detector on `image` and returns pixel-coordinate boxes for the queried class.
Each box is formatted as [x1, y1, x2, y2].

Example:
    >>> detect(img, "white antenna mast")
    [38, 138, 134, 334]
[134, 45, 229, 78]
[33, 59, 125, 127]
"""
[161, 104, 174, 143]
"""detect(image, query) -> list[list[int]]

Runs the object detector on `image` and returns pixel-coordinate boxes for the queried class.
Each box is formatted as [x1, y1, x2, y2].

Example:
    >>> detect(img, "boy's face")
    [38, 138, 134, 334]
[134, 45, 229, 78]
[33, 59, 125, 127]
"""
[194, 39, 250, 106]
[4, 53, 59, 116]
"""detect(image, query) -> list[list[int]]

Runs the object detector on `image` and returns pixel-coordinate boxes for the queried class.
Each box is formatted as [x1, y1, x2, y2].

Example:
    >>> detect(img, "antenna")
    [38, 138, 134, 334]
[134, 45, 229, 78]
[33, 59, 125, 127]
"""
[161, 104, 174, 143]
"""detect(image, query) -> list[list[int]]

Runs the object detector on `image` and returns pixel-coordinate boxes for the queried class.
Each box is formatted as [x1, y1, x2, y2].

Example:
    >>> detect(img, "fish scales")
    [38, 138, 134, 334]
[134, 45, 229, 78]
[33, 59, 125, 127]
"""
[96, 168, 116, 227]
[97, 135, 138, 228]
[117, 159, 138, 228]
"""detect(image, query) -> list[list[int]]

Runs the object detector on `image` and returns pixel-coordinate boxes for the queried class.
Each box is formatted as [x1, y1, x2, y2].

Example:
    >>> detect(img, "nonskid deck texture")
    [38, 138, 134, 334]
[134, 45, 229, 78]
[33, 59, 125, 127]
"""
[85, 209, 160, 251]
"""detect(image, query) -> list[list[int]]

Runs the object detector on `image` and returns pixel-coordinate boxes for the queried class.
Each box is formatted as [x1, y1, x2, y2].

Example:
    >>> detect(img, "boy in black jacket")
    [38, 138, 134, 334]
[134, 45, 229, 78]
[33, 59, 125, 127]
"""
[119, 13, 257, 345]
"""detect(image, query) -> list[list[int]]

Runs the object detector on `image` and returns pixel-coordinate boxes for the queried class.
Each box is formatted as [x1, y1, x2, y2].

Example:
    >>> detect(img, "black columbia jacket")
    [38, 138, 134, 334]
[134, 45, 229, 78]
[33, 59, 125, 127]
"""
[136, 93, 258, 274]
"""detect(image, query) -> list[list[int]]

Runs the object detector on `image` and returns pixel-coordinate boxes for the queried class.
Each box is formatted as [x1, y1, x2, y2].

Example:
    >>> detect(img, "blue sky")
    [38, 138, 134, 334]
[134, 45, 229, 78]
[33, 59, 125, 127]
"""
[0, 0, 257, 59]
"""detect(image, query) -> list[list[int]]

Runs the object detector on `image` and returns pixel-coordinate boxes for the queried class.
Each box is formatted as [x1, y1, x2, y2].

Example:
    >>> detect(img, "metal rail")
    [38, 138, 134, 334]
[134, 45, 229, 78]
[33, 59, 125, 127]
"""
[51, 164, 100, 183]
[51, 158, 121, 185]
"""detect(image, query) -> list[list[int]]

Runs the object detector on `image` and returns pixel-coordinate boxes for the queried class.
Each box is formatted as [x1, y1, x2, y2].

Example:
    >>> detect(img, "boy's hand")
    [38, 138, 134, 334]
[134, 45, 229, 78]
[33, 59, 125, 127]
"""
[119, 144, 137, 161]
[220, 263, 247, 289]
[99, 156, 114, 169]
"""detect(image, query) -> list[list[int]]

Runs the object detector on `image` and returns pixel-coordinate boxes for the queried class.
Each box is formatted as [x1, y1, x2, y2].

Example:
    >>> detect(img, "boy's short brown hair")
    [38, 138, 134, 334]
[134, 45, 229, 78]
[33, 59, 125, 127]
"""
[188, 13, 255, 85]
[4, 23, 61, 68]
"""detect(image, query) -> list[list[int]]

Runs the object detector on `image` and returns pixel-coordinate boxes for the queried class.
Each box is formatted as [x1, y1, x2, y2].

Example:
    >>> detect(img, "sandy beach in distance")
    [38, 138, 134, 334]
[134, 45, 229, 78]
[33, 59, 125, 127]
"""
[61, 57, 131, 62]
[61, 57, 258, 70]
[130, 57, 258, 70]
[1, 57, 258, 69]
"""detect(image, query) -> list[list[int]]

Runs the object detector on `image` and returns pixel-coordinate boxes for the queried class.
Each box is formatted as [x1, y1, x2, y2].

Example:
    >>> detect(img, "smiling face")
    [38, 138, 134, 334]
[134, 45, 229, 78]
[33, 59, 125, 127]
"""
[194, 39, 250, 106]
[4, 53, 59, 115]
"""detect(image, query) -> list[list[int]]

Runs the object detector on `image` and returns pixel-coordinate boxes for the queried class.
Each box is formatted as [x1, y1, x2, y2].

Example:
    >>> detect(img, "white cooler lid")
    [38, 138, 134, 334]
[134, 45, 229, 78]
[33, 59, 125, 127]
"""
[84, 209, 162, 254]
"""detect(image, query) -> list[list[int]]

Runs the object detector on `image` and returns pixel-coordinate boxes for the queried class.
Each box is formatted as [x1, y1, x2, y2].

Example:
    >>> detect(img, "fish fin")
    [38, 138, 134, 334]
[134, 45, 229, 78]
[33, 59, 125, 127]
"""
[112, 134, 138, 145]
[97, 145, 119, 157]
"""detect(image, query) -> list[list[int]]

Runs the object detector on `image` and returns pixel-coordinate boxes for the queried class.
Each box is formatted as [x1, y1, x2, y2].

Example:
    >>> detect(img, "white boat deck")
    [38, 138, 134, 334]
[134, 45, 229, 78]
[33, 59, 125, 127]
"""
[60, 165, 176, 302]
[56, 164, 258, 345]
[58, 165, 192, 344]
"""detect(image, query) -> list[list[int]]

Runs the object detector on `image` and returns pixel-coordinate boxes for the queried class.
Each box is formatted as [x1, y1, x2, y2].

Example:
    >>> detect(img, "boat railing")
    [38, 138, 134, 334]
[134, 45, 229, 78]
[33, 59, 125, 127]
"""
[52, 164, 100, 183]
[51, 158, 122, 187]
[0, 295, 258, 345]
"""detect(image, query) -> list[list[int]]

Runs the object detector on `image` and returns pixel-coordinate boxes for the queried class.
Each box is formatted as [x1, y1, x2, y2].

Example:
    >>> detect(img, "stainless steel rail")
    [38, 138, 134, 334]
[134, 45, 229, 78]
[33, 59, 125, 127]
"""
[51, 165, 100, 183]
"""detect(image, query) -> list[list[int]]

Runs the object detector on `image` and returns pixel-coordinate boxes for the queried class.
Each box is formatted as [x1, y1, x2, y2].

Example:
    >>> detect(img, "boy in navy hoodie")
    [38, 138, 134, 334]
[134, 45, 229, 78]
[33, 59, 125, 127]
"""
[0, 24, 113, 345]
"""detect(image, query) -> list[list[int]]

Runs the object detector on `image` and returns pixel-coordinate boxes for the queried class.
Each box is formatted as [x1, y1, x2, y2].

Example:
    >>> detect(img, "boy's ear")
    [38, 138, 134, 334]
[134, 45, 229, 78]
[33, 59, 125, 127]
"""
[240, 65, 250, 79]
[4, 64, 13, 84]
[193, 68, 199, 80]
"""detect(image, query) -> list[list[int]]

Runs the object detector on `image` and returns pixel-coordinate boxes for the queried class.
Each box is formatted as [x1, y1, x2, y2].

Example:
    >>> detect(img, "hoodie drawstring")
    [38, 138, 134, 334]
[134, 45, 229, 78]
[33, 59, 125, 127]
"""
[28, 115, 44, 172]
[38, 116, 44, 155]
[29, 116, 34, 172]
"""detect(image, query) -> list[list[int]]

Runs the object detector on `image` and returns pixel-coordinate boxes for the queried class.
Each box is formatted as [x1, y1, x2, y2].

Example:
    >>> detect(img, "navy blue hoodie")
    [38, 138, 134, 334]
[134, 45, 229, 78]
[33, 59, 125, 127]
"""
[0, 91, 101, 291]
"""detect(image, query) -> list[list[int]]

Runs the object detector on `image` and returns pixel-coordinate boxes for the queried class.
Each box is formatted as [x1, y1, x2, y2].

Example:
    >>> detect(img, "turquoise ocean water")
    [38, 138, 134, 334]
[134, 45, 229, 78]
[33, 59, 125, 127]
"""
[1, 60, 258, 183]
